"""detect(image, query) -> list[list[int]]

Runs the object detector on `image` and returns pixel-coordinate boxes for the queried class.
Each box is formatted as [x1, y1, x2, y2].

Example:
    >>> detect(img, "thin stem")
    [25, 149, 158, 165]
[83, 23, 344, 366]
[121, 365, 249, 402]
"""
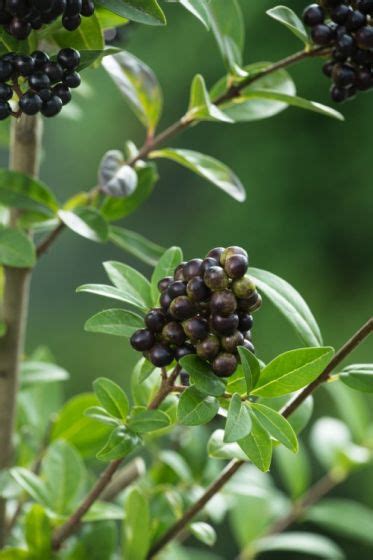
[147, 318, 373, 558]
[0, 115, 43, 548]
[36, 222, 65, 259]
[52, 364, 181, 550]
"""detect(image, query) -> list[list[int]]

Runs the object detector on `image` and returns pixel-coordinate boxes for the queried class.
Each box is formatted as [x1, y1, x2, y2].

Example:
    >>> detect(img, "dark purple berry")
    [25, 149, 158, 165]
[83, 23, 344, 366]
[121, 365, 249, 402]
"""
[303, 3, 324, 26]
[212, 353, 238, 377]
[169, 296, 196, 321]
[204, 267, 229, 291]
[196, 334, 220, 361]
[210, 290, 237, 316]
[145, 308, 167, 333]
[211, 314, 239, 336]
[162, 322, 186, 346]
[149, 344, 174, 367]
[130, 329, 155, 351]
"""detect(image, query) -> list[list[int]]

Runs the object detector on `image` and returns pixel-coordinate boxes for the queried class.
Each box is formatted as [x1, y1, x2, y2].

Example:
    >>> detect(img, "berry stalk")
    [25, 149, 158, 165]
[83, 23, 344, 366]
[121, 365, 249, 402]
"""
[0, 114, 43, 547]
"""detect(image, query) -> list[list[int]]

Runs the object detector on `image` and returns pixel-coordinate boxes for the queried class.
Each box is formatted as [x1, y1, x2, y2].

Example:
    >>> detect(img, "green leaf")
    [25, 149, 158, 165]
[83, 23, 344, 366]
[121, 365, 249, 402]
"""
[151, 246, 183, 303]
[177, 0, 210, 29]
[10, 468, 50, 507]
[101, 163, 158, 222]
[0, 226, 35, 267]
[85, 308, 144, 337]
[266, 6, 310, 45]
[249, 267, 323, 347]
[109, 225, 164, 267]
[58, 208, 108, 243]
[178, 387, 219, 426]
[306, 499, 373, 545]
[208, 429, 248, 461]
[150, 148, 246, 202]
[128, 409, 171, 433]
[0, 550, 30, 559]
[84, 502, 124, 522]
[250, 403, 298, 452]
[20, 361, 69, 387]
[85, 406, 120, 426]
[259, 394, 314, 435]
[25, 504, 51, 558]
[76, 283, 147, 311]
[238, 413, 272, 471]
[188, 74, 232, 122]
[211, 62, 296, 122]
[180, 355, 226, 397]
[97, 426, 141, 461]
[51, 393, 111, 458]
[237, 346, 261, 394]
[102, 51, 163, 132]
[243, 90, 344, 122]
[0, 169, 58, 216]
[224, 393, 252, 443]
[103, 260, 152, 307]
[252, 347, 334, 398]
[275, 443, 311, 499]
[339, 363, 373, 393]
[190, 522, 217, 547]
[97, 0, 166, 26]
[255, 532, 345, 559]
[98, 150, 138, 197]
[93, 377, 130, 420]
[205, 0, 245, 74]
[42, 440, 85, 515]
[53, 12, 104, 51]
[123, 487, 150, 560]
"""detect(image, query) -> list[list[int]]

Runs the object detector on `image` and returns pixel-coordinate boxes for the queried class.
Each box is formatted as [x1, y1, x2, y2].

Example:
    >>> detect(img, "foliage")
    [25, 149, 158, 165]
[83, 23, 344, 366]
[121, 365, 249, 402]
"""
[0, 1, 372, 560]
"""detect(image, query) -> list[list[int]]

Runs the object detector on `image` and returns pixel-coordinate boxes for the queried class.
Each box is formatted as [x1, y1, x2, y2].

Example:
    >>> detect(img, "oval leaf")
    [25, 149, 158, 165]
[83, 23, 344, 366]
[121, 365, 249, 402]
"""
[93, 377, 130, 420]
[150, 148, 246, 202]
[58, 208, 108, 243]
[0, 226, 35, 268]
[249, 267, 323, 347]
[102, 51, 163, 132]
[252, 347, 334, 398]
[251, 402, 298, 452]
[178, 386, 219, 426]
[85, 308, 144, 337]
[266, 6, 310, 45]
[224, 393, 252, 443]
[180, 355, 226, 397]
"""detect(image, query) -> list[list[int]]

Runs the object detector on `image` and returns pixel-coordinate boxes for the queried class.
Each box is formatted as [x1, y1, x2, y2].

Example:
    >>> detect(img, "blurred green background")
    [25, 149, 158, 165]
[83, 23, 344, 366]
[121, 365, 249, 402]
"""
[1, 0, 372, 557]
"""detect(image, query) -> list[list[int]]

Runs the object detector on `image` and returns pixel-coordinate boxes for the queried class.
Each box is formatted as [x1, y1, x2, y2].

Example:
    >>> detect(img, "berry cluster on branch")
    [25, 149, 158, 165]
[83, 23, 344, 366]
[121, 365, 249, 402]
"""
[130, 247, 262, 379]
[303, 0, 373, 102]
[0, 47, 81, 119]
[0, 0, 95, 39]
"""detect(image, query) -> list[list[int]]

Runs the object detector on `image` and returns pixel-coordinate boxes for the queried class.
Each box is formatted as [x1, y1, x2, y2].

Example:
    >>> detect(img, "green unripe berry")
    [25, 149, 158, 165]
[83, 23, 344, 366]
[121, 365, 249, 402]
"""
[232, 275, 256, 299]
[204, 266, 229, 291]
[220, 246, 248, 266]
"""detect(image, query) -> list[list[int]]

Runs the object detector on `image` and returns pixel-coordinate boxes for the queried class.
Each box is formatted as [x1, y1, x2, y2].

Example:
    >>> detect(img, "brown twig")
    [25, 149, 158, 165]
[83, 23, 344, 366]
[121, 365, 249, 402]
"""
[147, 318, 373, 558]
[52, 364, 181, 551]
[36, 222, 65, 259]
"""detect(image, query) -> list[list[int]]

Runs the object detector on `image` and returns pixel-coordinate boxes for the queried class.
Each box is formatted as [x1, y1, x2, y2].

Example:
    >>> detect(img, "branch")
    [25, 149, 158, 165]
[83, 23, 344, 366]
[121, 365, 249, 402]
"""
[52, 364, 181, 550]
[41, 46, 330, 254]
[147, 317, 373, 558]
[36, 222, 65, 259]
[0, 115, 43, 548]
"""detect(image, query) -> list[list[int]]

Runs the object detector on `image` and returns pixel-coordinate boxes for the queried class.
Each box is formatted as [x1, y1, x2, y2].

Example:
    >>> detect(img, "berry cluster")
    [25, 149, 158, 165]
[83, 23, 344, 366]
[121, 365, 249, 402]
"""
[130, 247, 262, 379]
[0, 0, 95, 40]
[0, 48, 80, 120]
[303, 1, 373, 102]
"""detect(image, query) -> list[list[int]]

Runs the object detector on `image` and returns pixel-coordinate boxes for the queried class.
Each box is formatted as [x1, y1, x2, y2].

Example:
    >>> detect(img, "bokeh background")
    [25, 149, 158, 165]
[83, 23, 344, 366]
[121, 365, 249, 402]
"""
[1, 0, 372, 557]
